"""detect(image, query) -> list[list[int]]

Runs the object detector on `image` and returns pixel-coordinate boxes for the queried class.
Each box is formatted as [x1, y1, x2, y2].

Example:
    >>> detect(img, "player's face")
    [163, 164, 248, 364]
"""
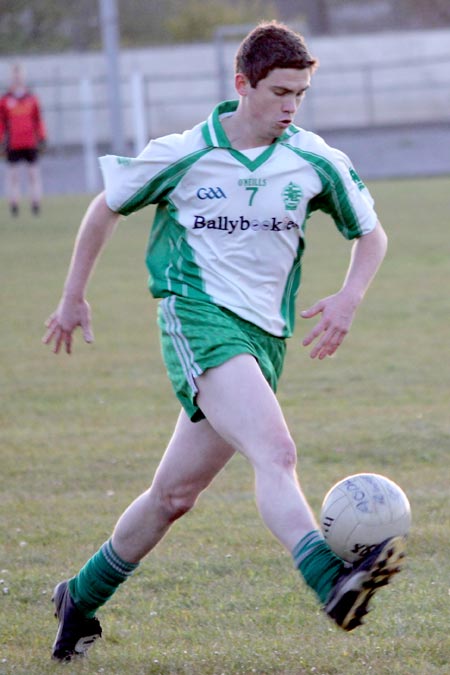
[240, 68, 311, 144]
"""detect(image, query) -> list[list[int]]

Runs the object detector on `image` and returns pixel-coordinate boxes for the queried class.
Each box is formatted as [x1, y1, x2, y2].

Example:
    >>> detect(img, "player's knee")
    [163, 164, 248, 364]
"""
[260, 433, 297, 473]
[161, 484, 199, 522]
[273, 439, 297, 473]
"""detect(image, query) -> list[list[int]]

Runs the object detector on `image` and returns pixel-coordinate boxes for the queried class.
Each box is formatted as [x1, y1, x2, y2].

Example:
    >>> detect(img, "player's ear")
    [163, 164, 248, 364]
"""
[235, 72, 250, 96]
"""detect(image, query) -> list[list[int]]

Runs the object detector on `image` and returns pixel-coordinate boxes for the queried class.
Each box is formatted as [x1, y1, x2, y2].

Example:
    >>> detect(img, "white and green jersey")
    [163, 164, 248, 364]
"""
[100, 100, 377, 338]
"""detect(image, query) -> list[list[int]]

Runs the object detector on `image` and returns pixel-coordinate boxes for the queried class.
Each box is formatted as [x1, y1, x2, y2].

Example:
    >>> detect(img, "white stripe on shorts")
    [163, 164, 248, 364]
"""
[161, 296, 203, 394]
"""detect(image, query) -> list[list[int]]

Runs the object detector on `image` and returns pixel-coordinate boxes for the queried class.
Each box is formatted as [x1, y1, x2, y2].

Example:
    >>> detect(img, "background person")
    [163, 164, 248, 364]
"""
[0, 63, 47, 216]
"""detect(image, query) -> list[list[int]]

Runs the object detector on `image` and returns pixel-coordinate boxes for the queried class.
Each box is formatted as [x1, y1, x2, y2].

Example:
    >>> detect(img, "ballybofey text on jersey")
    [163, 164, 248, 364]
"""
[192, 215, 302, 234]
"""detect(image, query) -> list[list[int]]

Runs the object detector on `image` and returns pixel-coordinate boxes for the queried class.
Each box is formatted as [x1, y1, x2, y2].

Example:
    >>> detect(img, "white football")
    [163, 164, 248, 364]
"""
[320, 473, 411, 562]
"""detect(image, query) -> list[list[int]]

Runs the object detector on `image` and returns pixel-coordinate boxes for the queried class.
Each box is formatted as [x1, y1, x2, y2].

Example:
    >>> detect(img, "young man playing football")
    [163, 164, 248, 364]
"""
[44, 21, 405, 662]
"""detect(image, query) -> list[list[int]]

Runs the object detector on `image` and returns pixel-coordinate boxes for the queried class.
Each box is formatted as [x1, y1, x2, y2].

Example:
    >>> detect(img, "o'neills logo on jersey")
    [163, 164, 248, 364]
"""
[193, 215, 300, 234]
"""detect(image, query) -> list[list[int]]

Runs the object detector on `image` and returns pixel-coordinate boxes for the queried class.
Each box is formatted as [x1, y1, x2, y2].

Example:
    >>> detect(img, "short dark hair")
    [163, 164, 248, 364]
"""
[235, 21, 318, 88]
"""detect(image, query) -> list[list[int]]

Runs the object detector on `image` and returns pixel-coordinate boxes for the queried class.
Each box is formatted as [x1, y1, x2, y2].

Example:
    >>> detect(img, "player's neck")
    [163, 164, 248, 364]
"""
[221, 112, 274, 150]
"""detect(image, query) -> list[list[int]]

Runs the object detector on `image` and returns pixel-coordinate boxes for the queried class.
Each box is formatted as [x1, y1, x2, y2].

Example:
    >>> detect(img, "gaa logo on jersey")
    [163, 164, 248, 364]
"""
[197, 186, 227, 200]
[282, 182, 303, 210]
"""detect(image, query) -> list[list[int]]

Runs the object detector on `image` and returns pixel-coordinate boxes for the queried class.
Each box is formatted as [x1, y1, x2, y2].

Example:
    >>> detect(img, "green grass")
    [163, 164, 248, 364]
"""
[1, 177, 449, 674]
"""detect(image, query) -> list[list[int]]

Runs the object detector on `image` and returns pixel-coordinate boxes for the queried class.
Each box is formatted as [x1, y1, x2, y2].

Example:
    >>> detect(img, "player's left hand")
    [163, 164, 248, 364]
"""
[300, 291, 359, 359]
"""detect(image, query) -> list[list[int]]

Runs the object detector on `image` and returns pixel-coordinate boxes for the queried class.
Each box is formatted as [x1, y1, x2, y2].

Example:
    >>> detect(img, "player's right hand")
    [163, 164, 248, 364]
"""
[42, 297, 94, 354]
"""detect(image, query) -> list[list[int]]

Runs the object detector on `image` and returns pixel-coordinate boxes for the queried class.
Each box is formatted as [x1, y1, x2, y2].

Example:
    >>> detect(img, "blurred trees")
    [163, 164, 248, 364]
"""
[389, 0, 450, 29]
[0, 0, 448, 55]
[0, 1, 98, 53]
[165, 0, 278, 43]
[0, 0, 276, 53]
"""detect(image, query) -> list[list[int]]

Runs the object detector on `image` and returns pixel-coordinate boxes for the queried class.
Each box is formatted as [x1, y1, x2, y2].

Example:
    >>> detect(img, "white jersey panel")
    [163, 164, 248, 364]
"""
[168, 146, 322, 334]
[100, 124, 205, 213]
[99, 101, 379, 337]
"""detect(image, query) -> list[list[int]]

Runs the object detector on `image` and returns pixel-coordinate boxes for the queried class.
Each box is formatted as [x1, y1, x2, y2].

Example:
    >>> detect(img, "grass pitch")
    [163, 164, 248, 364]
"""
[0, 177, 449, 674]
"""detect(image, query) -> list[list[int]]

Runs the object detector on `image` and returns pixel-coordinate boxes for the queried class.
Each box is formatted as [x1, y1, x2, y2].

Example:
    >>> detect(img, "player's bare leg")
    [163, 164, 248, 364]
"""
[196, 354, 405, 630]
[6, 164, 20, 215]
[112, 409, 235, 562]
[52, 410, 235, 661]
[196, 353, 318, 550]
[28, 163, 42, 214]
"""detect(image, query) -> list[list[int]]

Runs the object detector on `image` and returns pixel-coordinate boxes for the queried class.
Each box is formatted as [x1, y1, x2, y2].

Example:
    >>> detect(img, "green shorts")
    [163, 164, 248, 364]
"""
[158, 295, 287, 422]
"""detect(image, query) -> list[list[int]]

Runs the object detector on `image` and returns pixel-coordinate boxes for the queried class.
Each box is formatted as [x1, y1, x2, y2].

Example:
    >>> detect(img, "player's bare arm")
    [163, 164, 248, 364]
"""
[43, 192, 120, 354]
[301, 221, 388, 359]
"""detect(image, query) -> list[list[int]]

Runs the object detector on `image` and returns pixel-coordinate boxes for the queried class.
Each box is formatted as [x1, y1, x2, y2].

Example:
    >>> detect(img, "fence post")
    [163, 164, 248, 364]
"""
[131, 72, 147, 156]
[80, 77, 99, 193]
[364, 64, 376, 127]
[99, 0, 125, 154]
[53, 67, 64, 149]
[214, 29, 228, 102]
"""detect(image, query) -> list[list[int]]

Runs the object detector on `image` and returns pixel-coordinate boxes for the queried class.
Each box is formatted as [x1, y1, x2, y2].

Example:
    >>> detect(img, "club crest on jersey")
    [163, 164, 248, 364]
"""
[282, 182, 303, 210]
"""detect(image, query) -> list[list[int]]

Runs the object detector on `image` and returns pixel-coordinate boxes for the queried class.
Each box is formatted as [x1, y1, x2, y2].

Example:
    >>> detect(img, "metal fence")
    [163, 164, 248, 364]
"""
[2, 45, 449, 194]
[33, 52, 450, 152]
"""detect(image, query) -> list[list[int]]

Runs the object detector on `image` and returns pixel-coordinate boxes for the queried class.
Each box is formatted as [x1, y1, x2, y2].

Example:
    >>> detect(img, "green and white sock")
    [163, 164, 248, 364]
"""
[292, 530, 344, 604]
[68, 539, 139, 618]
